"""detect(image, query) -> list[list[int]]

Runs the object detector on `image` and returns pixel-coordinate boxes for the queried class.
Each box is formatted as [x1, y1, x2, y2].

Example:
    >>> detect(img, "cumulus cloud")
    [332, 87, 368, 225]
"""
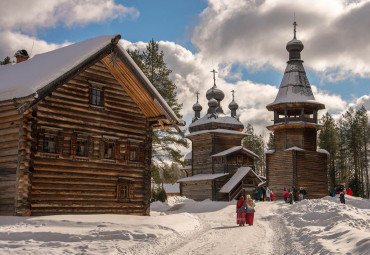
[0, 0, 138, 61]
[119, 39, 352, 136]
[0, 0, 138, 31]
[192, 0, 370, 81]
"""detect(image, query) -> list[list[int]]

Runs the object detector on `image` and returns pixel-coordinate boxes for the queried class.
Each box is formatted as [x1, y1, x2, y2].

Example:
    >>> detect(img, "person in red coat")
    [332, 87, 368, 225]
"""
[347, 187, 353, 196]
[236, 196, 246, 226]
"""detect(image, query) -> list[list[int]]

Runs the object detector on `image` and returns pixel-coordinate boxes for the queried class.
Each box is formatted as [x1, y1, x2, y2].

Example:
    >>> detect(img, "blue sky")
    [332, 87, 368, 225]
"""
[0, 0, 369, 134]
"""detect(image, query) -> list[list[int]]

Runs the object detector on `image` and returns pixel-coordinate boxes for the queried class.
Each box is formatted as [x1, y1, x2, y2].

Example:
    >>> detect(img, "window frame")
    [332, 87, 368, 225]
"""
[117, 178, 134, 202]
[43, 133, 57, 153]
[89, 81, 105, 108]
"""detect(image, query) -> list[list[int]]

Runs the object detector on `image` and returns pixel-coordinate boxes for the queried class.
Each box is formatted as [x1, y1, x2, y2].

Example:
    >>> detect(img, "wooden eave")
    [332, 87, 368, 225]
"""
[266, 101, 325, 111]
[102, 47, 184, 136]
[267, 121, 323, 131]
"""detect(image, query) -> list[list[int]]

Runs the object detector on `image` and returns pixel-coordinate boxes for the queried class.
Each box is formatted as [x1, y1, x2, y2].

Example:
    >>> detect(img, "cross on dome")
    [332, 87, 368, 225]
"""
[293, 13, 298, 39]
[211, 69, 218, 86]
[231, 90, 235, 101]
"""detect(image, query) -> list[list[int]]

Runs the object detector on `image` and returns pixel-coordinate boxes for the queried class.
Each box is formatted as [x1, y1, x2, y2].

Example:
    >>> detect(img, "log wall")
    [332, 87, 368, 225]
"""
[180, 180, 212, 201]
[191, 133, 213, 175]
[296, 151, 327, 198]
[19, 60, 151, 215]
[275, 127, 317, 152]
[266, 151, 293, 199]
[0, 101, 23, 215]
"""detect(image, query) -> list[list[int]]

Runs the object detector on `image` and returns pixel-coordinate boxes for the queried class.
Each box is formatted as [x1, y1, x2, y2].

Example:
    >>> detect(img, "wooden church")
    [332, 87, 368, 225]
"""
[0, 34, 184, 216]
[265, 23, 328, 199]
[178, 72, 263, 201]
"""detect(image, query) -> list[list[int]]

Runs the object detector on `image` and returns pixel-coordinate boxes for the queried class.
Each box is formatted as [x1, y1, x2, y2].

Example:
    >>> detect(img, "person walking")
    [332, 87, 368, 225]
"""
[270, 190, 275, 201]
[236, 196, 246, 226]
[283, 187, 289, 203]
[340, 192, 345, 204]
[288, 189, 293, 204]
[246, 194, 255, 225]
[266, 187, 271, 201]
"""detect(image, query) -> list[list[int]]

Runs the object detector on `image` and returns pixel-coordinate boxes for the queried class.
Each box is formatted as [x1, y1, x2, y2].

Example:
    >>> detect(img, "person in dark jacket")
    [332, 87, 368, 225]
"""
[340, 192, 345, 204]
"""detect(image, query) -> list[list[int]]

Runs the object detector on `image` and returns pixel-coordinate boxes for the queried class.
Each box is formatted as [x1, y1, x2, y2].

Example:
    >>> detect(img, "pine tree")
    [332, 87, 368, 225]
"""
[127, 39, 188, 184]
[319, 113, 339, 191]
[242, 124, 266, 176]
[0, 56, 11, 65]
[141, 39, 182, 117]
[267, 132, 274, 150]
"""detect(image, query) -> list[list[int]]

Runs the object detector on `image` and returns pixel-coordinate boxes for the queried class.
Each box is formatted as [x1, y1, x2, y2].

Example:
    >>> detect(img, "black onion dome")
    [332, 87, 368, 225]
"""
[193, 102, 202, 111]
[206, 86, 225, 101]
[286, 38, 304, 52]
[208, 97, 218, 107]
[229, 100, 238, 110]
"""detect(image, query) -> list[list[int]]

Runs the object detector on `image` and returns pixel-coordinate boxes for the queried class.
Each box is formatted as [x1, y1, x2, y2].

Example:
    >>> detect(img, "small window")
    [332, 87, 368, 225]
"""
[117, 179, 134, 202]
[91, 88, 103, 106]
[44, 134, 56, 153]
[76, 139, 87, 157]
[104, 142, 114, 159]
[129, 150, 137, 161]
[118, 184, 129, 200]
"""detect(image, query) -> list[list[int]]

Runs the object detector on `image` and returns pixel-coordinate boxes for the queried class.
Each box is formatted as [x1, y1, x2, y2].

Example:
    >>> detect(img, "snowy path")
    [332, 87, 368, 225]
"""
[0, 196, 369, 254]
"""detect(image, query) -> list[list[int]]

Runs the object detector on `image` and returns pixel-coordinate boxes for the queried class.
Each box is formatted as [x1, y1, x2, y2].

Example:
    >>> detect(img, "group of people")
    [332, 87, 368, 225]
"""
[236, 194, 255, 226]
[283, 187, 307, 204]
[331, 184, 353, 204]
[254, 186, 276, 202]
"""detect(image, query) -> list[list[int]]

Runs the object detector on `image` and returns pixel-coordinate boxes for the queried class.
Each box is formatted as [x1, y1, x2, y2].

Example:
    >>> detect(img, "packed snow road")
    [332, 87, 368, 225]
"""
[0, 196, 369, 254]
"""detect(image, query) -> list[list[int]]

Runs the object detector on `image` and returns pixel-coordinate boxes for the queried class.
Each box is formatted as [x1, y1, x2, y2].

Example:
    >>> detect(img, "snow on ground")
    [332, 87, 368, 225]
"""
[0, 195, 369, 254]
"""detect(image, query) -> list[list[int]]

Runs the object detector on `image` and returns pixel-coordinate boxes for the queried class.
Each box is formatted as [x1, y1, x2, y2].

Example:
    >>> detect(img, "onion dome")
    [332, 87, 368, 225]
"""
[229, 100, 238, 111]
[193, 102, 202, 112]
[286, 38, 304, 52]
[208, 97, 218, 107]
[206, 86, 225, 101]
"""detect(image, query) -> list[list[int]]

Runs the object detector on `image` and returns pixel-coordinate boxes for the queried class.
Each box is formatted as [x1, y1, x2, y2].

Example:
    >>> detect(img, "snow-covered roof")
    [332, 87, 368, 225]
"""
[267, 51, 324, 110]
[285, 146, 305, 151]
[265, 149, 275, 154]
[0, 34, 184, 132]
[189, 113, 243, 128]
[180, 165, 192, 170]
[211, 146, 259, 159]
[163, 183, 180, 193]
[0, 35, 115, 101]
[184, 151, 192, 160]
[317, 149, 330, 155]
[219, 167, 262, 193]
[186, 129, 246, 138]
[177, 173, 228, 183]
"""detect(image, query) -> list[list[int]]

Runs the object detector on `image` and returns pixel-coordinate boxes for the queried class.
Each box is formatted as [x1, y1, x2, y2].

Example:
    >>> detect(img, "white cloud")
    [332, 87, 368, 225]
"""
[192, 0, 370, 81]
[119, 39, 352, 137]
[0, 30, 71, 61]
[0, 0, 138, 32]
[0, 0, 138, 62]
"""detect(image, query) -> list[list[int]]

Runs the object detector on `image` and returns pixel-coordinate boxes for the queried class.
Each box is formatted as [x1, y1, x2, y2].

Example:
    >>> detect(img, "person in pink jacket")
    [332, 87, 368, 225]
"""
[270, 190, 275, 201]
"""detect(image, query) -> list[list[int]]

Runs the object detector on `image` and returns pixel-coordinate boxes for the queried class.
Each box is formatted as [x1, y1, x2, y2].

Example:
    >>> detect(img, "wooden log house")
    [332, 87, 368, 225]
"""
[0, 34, 184, 216]
[265, 24, 328, 199]
[178, 75, 263, 201]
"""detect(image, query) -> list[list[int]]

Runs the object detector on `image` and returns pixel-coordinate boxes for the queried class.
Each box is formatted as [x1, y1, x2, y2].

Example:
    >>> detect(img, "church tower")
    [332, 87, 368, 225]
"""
[265, 21, 328, 199]
[178, 70, 262, 201]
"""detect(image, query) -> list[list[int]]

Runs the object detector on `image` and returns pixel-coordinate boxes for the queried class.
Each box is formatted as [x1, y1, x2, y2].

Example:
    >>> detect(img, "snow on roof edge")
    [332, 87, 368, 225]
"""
[177, 173, 228, 183]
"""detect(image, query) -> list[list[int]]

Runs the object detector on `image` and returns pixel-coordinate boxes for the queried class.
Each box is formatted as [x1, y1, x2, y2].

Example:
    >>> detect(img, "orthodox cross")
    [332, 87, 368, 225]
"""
[231, 90, 235, 101]
[211, 69, 218, 86]
[293, 14, 297, 39]
[196, 91, 200, 103]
